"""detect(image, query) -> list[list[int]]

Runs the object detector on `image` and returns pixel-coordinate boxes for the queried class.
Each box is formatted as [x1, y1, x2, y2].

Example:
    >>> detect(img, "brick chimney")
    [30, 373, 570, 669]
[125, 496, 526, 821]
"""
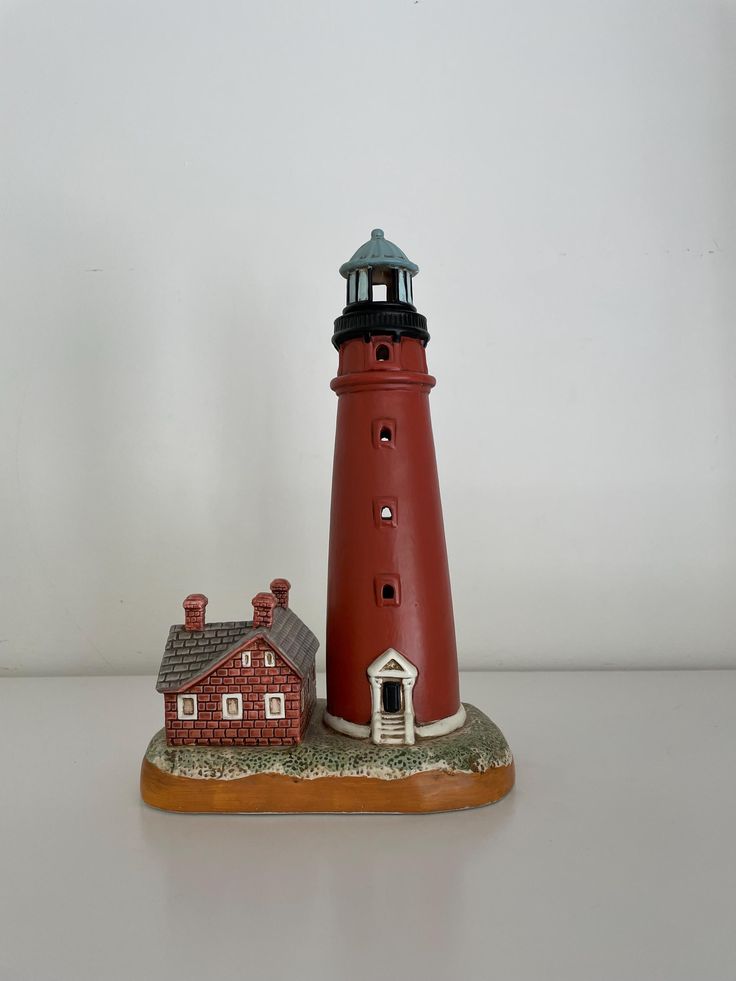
[270, 578, 291, 610]
[252, 592, 277, 628]
[183, 593, 208, 631]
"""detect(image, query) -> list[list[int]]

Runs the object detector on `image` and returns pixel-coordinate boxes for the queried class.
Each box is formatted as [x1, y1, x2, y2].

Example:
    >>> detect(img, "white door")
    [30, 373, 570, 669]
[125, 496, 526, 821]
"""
[367, 649, 418, 746]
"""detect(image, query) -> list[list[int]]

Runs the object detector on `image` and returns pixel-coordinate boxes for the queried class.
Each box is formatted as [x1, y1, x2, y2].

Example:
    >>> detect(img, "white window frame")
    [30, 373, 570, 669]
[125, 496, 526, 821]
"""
[221, 692, 243, 720]
[264, 650, 276, 667]
[264, 692, 285, 719]
[241, 651, 251, 667]
[177, 693, 198, 720]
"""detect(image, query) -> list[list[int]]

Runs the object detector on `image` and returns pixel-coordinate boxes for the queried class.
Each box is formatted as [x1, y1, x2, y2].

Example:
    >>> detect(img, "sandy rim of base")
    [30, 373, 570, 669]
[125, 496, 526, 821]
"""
[140, 757, 515, 814]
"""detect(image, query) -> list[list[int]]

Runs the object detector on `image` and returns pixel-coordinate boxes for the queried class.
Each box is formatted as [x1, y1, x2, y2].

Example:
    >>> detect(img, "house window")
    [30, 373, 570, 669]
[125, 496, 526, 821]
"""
[241, 651, 251, 667]
[264, 693, 285, 719]
[221, 693, 243, 720]
[264, 650, 276, 667]
[375, 575, 401, 607]
[177, 694, 198, 720]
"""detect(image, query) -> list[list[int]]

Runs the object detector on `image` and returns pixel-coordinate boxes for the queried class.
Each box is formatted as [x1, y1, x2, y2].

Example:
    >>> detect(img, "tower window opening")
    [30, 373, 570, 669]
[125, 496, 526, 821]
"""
[374, 497, 398, 528]
[375, 344, 390, 361]
[374, 575, 401, 606]
[372, 283, 387, 302]
[372, 418, 397, 449]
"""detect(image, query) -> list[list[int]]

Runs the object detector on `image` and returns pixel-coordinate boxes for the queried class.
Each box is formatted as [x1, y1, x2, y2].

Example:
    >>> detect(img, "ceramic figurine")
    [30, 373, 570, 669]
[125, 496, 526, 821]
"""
[140, 229, 515, 813]
[325, 229, 463, 746]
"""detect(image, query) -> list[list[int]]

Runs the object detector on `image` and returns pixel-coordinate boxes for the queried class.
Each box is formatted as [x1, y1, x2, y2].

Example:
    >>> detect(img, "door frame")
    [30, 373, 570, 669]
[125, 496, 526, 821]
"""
[367, 648, 418, 745]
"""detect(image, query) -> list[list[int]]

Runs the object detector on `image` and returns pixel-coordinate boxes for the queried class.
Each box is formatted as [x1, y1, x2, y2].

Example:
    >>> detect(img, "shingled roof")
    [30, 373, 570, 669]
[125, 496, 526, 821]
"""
[156, 605, 318, 693]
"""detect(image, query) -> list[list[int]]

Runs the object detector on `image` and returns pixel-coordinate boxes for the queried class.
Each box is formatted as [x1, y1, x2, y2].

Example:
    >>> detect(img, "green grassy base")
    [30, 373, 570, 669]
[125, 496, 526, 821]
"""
[145, 700, 512, 781]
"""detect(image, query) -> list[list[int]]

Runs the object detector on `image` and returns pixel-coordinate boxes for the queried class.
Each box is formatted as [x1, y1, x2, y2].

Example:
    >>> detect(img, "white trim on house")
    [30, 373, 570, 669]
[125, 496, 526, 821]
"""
[241, 651, 251, 667]
[264, 692, 285, 719]
[264, 650, 276, 667]
[177, 693, 198, 721]
[415, 703, 466, 738]
[221, 692, 243, 720]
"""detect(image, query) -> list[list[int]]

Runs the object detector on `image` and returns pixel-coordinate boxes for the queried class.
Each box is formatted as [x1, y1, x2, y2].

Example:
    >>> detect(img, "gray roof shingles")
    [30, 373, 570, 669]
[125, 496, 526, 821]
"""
[156, 606, 318, 693]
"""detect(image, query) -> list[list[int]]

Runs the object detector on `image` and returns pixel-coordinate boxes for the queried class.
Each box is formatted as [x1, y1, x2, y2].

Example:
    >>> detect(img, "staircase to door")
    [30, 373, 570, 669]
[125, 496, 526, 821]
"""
[376, 713, 406, 745]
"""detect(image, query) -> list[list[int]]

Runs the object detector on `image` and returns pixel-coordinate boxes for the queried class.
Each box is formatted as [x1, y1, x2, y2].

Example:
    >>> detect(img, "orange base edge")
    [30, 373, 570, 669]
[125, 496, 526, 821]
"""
[140, 756, 515, 814]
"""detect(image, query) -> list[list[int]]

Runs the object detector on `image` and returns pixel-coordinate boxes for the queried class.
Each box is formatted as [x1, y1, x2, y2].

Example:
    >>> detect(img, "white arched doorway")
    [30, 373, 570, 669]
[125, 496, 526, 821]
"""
[367, 649, 418, 745]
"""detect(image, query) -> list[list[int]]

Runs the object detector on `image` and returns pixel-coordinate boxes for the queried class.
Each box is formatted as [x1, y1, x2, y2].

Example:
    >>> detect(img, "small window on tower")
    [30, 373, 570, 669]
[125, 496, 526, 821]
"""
[372, 284, 387, 302]
[372, 418, 397, 449]
[375, 344, 391, 362]
[375, 575, 401, 607]
[373, 497, 398, 528]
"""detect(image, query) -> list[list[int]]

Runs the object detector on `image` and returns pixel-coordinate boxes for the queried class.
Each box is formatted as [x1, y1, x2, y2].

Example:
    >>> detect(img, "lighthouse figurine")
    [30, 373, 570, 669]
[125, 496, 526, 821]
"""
[140, 228, 515, 814]
[325, 229, 463, 745]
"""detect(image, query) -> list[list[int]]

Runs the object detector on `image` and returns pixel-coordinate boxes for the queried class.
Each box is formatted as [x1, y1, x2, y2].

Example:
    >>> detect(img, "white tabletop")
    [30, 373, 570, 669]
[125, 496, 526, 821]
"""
[1, 671, 734, 981]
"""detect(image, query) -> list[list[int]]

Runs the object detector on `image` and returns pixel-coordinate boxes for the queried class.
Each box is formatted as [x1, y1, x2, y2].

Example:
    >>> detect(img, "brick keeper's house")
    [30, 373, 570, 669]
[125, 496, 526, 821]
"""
[156, 579, 318, 746]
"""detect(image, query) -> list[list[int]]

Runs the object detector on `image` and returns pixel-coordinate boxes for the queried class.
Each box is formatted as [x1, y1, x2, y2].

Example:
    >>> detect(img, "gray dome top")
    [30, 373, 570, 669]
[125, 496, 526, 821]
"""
[339, 228, 419, 279]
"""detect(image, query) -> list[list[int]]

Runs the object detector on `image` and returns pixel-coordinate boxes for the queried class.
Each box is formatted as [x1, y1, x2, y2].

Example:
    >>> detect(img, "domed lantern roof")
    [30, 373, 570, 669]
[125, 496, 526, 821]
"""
[332, 228, 429, 349]
[339, 229, 419, 278]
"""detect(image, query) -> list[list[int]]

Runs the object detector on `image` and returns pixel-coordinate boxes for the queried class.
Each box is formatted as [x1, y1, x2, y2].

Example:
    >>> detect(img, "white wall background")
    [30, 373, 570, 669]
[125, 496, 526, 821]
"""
[1, 0, 734, 676]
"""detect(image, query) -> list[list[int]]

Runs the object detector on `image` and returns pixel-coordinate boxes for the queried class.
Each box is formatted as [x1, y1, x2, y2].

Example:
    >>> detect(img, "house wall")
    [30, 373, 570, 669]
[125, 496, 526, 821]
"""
[301, 663, 317, 740]
[164, 640, 307, 746]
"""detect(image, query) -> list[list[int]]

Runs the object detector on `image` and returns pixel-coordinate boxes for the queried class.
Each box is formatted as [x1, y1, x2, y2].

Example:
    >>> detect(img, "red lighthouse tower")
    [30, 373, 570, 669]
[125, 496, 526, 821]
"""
[325, 229, 464, 745]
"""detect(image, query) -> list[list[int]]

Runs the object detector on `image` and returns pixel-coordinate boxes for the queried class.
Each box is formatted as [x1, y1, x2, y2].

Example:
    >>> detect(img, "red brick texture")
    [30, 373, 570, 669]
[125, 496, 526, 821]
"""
[252, 592, 276, 628]
[270, 578, 291, 610]
[183, 593, 208, 631]
[164, 640, 316, 747]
